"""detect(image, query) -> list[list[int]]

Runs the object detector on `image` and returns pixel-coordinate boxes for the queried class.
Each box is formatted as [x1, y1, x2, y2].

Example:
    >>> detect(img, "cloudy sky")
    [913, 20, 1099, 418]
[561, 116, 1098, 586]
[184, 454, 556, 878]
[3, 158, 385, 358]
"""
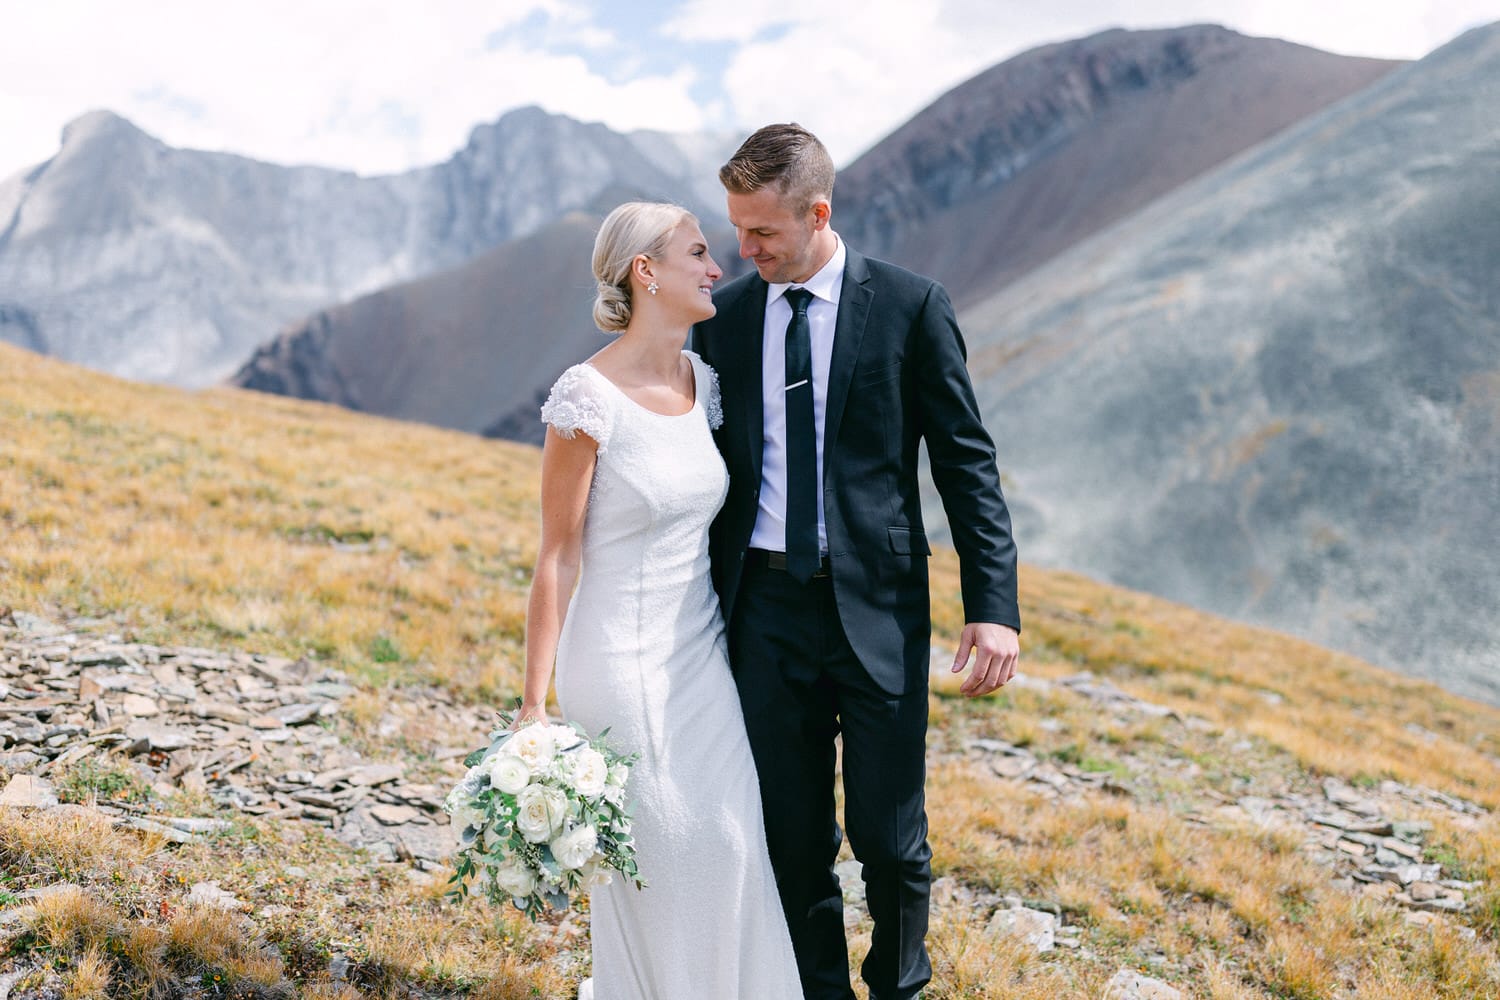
[3, 0, 1496, 182]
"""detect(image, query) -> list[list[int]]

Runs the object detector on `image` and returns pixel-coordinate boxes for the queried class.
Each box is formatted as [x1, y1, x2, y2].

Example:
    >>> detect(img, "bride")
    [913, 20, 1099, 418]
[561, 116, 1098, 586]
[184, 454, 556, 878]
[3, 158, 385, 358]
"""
[515, 201, 804, 999]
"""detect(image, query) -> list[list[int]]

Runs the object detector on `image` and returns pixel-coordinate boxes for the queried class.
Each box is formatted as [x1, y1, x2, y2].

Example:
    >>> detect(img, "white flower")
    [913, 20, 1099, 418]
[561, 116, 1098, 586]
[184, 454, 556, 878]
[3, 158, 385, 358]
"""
[493, 859, 538, 898]
[607, 763, 629, 787]
[515, 784, 568, 843]
[547, 723, 584, 750]
[448, 801, 484, 833]
[503, 724, 557, 774]
[551, 824, 599, 871]
[444, 771, 481, 813]
[481, 825, 506, 852]
[486, 752, 531, 795]
[566, 748, 609, 798]
[578, 859, 613, 890]
[543, 399, 580, 433]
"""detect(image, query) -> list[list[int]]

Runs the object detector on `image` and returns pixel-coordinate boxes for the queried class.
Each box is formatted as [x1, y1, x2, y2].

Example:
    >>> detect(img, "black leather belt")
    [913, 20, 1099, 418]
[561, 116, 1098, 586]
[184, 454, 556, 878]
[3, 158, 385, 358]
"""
[747, 548, 832, 578]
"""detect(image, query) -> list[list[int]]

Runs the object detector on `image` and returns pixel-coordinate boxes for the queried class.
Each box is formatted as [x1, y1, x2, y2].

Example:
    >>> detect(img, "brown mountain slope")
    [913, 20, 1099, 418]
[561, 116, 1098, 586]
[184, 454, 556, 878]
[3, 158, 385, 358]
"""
[234, 212, 606, 439]
[836, 24, 1400, 306]
[232, 206, 743, 442]
[2, 340, 1498, 998]
[232, 25, 1399, 441]
[948, 21, 1500, 703]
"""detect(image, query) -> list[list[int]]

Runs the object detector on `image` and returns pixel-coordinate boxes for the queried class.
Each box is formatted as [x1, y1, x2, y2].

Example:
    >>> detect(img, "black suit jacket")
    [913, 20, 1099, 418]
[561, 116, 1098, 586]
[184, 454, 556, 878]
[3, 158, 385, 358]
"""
[693, 247, 1019, 695]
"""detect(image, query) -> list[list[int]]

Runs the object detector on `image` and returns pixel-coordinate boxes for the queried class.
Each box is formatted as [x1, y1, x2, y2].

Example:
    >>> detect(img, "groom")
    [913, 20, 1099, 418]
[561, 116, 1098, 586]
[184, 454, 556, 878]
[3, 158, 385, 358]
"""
[693, 124, 1021, 1000]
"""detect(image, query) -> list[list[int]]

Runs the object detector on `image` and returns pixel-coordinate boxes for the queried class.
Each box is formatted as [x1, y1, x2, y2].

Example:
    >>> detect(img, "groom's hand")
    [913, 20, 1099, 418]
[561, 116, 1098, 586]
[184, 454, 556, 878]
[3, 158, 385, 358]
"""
[952, 622, 1020, 697]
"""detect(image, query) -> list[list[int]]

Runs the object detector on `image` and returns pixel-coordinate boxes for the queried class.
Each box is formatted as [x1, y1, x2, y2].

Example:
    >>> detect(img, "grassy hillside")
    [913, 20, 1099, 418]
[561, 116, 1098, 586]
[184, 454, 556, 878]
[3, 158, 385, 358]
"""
[2, 341, 1498, 998]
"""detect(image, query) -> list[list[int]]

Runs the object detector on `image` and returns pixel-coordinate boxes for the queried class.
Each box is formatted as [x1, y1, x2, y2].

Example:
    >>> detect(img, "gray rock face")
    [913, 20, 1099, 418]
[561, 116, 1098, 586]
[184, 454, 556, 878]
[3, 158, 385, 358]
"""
[0, 107, 734, 386]
[237, 26, 1396, 443]
[0, 612, 471, 865]
[232, 212, 604, 438]
[956, 23, 1500, 703]
[836, 25, 1399, 307]
[230, 212, 743, 439]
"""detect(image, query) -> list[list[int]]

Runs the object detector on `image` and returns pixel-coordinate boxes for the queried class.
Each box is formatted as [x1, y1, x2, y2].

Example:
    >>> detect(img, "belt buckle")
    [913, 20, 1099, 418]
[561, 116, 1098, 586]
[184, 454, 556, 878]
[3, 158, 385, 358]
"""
[762, 550, 830, 577]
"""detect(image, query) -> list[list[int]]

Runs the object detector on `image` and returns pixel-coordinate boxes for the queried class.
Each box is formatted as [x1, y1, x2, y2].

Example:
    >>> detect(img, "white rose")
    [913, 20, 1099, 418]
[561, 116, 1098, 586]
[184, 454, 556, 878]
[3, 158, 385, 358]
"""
[550, 824, 599, 871]
[566, 748, 609, 798]
[493, 859, 537, 898]
[486, 753, 531, 795]
[448, 802, 484, 833]
[503, 724, 557, 774]
[578, 859, 613, 890]
[515, 784, 568, 843]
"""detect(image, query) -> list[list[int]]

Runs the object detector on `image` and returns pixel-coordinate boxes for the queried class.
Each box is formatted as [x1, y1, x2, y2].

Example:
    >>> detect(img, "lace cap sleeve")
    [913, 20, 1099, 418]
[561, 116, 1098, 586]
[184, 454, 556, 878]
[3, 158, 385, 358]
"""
[687, 351, 723, 430]
[540, 365, 614, 453]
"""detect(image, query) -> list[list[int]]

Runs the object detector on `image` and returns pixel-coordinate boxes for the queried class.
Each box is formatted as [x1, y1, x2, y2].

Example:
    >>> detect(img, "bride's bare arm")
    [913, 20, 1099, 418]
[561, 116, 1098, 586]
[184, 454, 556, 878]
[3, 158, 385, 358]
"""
[516, 427, 598, 726]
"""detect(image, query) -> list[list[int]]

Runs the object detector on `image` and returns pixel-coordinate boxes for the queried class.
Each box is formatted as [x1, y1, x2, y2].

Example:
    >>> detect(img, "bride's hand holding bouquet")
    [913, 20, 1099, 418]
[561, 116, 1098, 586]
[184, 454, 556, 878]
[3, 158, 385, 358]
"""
[445, 707, 643, 921]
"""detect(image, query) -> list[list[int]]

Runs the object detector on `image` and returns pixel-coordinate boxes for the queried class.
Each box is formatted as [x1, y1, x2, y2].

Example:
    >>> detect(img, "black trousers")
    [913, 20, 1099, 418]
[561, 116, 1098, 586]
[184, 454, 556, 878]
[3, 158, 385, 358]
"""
[730, 558, 933, 1000]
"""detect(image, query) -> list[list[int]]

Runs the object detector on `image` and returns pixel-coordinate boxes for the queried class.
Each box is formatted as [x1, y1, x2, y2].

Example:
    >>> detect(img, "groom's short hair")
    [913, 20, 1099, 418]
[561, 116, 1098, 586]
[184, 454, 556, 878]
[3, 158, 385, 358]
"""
[720, 123, 835, 215]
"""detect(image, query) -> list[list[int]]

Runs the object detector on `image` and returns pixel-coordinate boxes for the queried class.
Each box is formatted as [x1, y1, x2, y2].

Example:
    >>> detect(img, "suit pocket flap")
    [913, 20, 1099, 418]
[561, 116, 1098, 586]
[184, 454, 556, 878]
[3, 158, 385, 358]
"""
[887, 526, 931, 555]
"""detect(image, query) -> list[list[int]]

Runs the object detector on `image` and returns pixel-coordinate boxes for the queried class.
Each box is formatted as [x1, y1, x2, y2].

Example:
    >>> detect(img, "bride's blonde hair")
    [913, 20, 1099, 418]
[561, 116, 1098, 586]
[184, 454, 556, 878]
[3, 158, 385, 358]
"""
[592, 201, 695, 333]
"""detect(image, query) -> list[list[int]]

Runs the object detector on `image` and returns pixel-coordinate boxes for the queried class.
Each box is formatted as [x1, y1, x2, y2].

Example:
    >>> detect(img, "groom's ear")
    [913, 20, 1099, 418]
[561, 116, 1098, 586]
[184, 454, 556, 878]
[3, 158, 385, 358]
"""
[811, 199, 831, 229]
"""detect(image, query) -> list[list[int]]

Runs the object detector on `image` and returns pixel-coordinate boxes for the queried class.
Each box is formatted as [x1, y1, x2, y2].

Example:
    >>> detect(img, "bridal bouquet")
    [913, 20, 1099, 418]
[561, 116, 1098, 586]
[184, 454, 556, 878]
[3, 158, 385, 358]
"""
[445, 711, 643, 921]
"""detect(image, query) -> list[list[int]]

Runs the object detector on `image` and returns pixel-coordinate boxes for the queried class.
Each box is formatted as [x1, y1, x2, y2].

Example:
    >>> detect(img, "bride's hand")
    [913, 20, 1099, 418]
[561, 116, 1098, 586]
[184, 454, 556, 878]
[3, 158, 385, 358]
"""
[511, 702, 548, 730]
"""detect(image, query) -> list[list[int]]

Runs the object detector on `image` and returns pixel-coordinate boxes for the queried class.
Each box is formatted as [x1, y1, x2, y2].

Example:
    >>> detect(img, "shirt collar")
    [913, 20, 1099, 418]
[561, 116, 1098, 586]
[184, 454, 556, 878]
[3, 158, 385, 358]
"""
[769, 233, 845, 307]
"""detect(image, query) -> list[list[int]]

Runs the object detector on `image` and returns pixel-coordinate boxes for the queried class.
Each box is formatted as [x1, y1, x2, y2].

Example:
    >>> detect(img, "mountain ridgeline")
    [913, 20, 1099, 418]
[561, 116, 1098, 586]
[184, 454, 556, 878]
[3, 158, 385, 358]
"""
[226, 25, 1400, 440]
[4, 21, 1497, 705]
[953, 22, 1500, 702]
[835, 24, 1399, 306]
[0, 108, 734, 386]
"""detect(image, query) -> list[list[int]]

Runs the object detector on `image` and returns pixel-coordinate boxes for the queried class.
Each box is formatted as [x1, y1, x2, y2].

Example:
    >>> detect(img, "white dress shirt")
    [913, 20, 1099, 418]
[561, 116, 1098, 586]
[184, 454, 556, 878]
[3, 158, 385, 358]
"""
[749, 235, 846, 554]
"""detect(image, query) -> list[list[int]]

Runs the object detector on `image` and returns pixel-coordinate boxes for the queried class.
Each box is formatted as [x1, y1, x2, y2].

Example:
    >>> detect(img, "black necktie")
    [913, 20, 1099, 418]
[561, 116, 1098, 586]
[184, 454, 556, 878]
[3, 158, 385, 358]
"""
[783, 287, 818, 583]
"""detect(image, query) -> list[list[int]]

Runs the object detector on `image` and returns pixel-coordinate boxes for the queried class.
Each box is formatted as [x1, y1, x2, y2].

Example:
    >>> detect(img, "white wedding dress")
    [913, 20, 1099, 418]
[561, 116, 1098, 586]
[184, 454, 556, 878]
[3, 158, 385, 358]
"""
[541, 351, 804, 1000]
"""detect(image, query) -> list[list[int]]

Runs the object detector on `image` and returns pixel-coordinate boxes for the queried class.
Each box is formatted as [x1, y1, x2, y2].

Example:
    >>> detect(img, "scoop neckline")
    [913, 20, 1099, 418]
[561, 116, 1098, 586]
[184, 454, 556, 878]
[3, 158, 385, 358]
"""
[583, 354, 700, 419]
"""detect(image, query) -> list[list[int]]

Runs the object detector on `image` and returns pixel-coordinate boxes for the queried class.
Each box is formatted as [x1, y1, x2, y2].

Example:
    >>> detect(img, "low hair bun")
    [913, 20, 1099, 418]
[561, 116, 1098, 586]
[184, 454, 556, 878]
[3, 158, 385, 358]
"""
[593, 281, 632, 333]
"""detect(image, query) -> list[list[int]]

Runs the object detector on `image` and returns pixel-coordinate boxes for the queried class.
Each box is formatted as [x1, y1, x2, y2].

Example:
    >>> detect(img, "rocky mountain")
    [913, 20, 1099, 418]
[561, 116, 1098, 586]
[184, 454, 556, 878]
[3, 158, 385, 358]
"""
[234, 211, 604, 439]
[951, 22, 1500, 702]
[835, 25, 1400, 307]
[0, 107, 733, 385]
[230, 25, 1397, 442]
[231, 202, 744, 441]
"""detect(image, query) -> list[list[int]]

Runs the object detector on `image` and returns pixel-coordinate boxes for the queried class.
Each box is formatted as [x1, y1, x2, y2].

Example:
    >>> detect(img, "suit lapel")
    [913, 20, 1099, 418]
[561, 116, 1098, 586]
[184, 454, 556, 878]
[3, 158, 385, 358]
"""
[823, 248, 872, 465]
[728, 276, 769, 477]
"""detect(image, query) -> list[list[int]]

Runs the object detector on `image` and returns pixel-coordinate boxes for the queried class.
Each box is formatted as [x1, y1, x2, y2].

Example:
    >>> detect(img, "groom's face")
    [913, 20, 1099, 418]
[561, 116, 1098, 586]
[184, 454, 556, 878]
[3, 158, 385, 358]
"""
[726, 186, 825, 285]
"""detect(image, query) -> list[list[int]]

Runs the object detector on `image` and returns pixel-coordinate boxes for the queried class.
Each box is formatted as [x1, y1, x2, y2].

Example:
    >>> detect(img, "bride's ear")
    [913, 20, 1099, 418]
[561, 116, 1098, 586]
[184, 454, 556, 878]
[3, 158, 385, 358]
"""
[632, 254, 654, 287]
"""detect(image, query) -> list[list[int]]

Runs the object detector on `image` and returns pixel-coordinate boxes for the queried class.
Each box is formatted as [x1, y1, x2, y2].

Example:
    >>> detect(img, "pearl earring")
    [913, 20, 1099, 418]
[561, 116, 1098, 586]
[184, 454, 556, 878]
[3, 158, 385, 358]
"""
[647, 281, 659, 295]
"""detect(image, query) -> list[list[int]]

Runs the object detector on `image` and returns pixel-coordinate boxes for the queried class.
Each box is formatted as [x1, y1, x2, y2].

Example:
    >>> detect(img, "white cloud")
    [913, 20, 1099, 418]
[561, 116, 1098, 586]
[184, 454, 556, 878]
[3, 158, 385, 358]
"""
[1, 0, 1495, 182]
[0, 0, 701, 180]
[692, 0, 1500, 164]
[662, 1, 800, 43]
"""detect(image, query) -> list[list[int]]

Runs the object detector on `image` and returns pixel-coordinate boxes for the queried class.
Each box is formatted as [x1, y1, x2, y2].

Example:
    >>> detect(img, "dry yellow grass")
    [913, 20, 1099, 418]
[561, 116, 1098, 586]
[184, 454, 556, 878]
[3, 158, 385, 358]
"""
[63, 944, 112, 999]
[4, 341, 1500, 997]
[1, 342, 538, 699]
[929, 551, 1500, 809]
